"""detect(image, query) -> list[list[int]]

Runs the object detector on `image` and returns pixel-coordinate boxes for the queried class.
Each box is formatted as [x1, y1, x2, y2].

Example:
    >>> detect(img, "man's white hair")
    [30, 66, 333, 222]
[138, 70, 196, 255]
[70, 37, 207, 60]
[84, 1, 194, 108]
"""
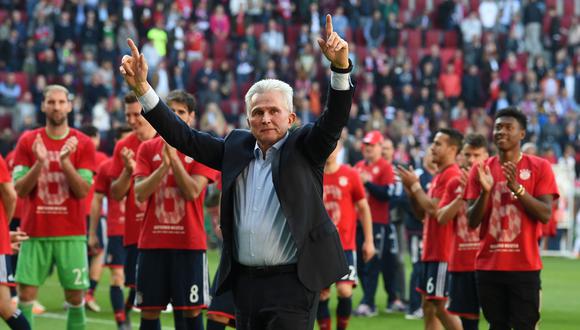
[244, 79, 293, 117]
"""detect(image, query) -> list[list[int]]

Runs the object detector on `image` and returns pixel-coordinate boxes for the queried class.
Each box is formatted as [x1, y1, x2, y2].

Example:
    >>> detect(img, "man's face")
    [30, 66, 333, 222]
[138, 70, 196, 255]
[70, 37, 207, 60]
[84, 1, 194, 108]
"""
[247, 91, 295, 150]
[461, 145, 488, 169]
[493, 116, 525, 152]
[362, 143, 382, 162]
[42, 90, 71, 127]
[429, 132, 455, 165]
[125, 101, 154, 140]
[382, 140, 394, 162]
[168, 101, 194, 126]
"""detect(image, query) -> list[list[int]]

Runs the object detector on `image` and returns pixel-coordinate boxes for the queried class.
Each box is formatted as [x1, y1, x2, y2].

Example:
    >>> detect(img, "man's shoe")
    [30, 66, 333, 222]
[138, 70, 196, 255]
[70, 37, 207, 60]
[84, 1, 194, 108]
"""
[405, 308, 424, 320]
[385, 299, 407, 313]
[353, 304, 378, 317]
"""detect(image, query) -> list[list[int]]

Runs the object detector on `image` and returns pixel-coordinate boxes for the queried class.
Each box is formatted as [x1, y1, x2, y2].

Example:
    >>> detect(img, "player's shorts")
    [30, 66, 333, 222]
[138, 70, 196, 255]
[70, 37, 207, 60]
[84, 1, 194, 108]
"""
[15, 237, 89, 290]
[447, 271, 480, 318]
[105, 236, 126, 268]
[124, 244, 138, 288]
[86, 216, 106, 255]
[135, 249, 210, 310]
[416, 261, 449, 300]
[337, 250, 358, 286]
[0, 254, 15, 287]
[208, 290, 236, 327]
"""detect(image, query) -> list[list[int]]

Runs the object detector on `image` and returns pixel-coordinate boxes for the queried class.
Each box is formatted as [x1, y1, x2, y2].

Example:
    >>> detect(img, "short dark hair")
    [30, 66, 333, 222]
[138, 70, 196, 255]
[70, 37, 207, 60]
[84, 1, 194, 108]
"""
[79, 125, 98, 138]
[435, 128, 463, 153]
[124, 91, 138, 104]
[495, 107, 527, 131]
[463, 133, 488, 150]
[115, 125, 133, 140]
[166, 90, 197, 115]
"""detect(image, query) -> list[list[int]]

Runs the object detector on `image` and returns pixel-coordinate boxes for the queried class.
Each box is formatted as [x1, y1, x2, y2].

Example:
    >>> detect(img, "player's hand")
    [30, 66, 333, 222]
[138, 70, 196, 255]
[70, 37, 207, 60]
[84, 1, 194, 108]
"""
[10, 228, 29, 253]
[459, 168, 469, 187]
[59, 136, 78, 162]
[362, 239, 376, 263]
[121, 147, 136, 173]
[501, 161, 519, 192]
[476, 163, 494, 192]
[32, 134, 48, 165]
[359, 171, 371, 183]
[161, 143, 172, 168]
[119, 38, 151, 96]
[317, 15, 349, 69]
[88, 232, 100, 252]
[397, 165, 419, 188]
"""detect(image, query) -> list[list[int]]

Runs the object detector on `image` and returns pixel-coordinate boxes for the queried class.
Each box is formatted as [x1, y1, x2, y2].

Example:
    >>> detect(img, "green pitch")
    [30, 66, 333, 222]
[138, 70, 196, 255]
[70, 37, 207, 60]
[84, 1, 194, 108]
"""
[2, 253, 578, 329]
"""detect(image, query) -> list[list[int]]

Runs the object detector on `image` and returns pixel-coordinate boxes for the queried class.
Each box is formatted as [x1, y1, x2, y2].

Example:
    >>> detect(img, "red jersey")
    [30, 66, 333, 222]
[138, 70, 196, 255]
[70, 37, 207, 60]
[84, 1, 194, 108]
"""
[440, 176, 480, 272]
[465, 155, 559, 271]
[5, 151, 23, 220]
[354, 158, 394, 224]
[85, 151, 109, 216]
[323, 165, 366, 250]
[94, 159, 125, 237]
[0, 155, 12, 254]
[422, 163, 461, 262]
[13, 128, 96, 237]
[134, 137, 219, 250]
[110, 132, 148, 246]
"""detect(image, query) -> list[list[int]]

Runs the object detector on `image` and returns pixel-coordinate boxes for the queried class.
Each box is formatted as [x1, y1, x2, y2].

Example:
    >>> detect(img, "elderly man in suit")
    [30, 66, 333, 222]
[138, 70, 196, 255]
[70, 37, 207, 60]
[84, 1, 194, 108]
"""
[120, 14, 366, 330]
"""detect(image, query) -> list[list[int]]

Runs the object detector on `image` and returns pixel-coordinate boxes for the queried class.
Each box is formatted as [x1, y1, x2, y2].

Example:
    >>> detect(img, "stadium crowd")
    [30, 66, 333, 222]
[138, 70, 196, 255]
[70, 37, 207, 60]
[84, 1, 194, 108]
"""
[0, 0, 577, 330]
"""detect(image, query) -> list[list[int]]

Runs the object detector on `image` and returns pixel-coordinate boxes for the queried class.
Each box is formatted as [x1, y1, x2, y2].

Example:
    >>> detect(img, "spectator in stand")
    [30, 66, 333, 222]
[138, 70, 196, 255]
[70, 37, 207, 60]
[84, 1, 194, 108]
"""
[194, 59, 218, 92]
[332, 6, 349, 39]
[147, 19, 168, 58]
[260, 19, 284, 56]
[364, 10, 386, 50]
[462, 64, 484, 108]
[0, 30, 25, 71]
[479, 0, 499, 32]
[420, 45, 443, 78]
[439, 62, 462, 105]
[522, 0, 544, 58]
[210, 4, 230, 42]
[54, 11, 74, 46]
[500, 52, 524, 82]
[0, 73, 21, 107]
[461, 11, 482, 46]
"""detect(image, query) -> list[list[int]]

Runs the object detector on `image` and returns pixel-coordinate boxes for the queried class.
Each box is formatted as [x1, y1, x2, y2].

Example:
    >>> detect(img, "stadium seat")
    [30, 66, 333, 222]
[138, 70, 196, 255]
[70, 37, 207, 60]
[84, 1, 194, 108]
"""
[252, 23, 265, 38]
[426, 30, 441, 48]
[444, 30, 459, 48]
[563, 0, 575, 15]
[404, 29, 422, 49]
[212, 41, 230, 62]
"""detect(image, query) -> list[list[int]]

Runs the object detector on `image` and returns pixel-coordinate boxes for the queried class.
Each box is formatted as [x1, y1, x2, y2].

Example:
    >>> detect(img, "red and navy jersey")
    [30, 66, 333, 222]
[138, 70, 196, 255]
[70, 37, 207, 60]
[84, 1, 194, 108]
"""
[354, 158, 394, 224]
[440, 176, 480, 272]
[422, 163, 461, 262]
[465, 155, 559, 271]
[110, 132, 147, 246]
[13, 128, 96, 237]
[134, 137, 219, 250]
[94, 159, 125, 237]
[85, 151, 109, 216]
[323, 165, 366, 250]
[0, 155, 12, 254]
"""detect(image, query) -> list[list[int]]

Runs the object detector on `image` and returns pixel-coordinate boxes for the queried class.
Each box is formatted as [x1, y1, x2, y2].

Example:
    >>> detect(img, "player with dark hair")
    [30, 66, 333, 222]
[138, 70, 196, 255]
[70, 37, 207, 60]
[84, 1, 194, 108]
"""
[13, 85, 97, 329]
[133, 90, 219, 330]
[109, 92, 157, 328]
[318, 141, 375, 329]
[437, 133, 489, 330]
[397, 128, 464, 330]
[465, 107, 558, 329]
[89, 126, 132, 330]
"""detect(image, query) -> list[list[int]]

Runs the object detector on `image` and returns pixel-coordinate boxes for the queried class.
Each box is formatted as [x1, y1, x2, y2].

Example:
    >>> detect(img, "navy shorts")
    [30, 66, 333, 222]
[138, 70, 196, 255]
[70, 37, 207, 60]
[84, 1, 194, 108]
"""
[337, 250, 358, 285]
[135, 249, 210, 310]
[105, 236, 126, 268]
[448, 271, 480, 318]
[0, 254, 15, 287]
[124, 244, 138, 288]
[416, 261, 450, 300]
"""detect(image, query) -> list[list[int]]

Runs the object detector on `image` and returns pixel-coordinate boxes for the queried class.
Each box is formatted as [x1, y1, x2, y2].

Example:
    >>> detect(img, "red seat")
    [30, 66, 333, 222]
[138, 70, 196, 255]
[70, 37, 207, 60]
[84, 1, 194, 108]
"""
[426, 30, 441, 47]
[252, 23, 265, 38]
[444, 30, 459, 48]
[190, 60, 204, 76]
[285, 24, 301, 46]
[563, 0, 575, 15]
[404, 29, 422, 49]
[440, 48, 456, 66]
[212, 41, 230, 62]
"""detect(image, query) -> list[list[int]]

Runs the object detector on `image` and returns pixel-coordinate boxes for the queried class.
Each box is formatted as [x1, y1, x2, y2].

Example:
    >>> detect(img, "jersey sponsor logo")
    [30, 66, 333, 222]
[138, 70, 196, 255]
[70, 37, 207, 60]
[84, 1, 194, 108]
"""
[37, 151, 70, 206]
[488, 182, 521, 247]
[519, 169, 531, 180]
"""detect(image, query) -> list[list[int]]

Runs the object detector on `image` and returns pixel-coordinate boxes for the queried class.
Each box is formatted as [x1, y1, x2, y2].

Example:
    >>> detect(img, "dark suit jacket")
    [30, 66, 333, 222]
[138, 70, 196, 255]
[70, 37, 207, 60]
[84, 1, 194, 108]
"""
[142, 86, 353, 295]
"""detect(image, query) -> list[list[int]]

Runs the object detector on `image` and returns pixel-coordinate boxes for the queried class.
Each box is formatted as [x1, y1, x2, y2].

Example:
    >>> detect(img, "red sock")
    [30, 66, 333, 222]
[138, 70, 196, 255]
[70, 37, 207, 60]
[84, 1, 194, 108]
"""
[337, 316, 350, 330]
[317, 318, 331, 330]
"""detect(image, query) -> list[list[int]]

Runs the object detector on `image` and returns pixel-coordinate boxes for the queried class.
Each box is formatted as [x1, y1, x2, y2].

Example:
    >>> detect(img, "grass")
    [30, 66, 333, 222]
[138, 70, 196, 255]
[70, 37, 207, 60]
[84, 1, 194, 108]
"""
[2, 252, 578, 329]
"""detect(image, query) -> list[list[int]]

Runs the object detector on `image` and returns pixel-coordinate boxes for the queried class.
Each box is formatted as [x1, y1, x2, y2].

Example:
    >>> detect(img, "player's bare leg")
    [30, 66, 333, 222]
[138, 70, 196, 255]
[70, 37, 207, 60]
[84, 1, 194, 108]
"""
[0, 285, 30, 329]
[183, 308, 204, 330]
[431, 299, 462, 330]
[86, 249, 105, 312]
[207, 313, 230, 330]
[421, 295, 443, 330]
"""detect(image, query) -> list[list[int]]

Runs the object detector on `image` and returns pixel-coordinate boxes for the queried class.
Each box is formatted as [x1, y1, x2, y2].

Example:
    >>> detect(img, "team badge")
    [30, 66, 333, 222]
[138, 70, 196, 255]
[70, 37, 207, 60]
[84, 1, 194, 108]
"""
[185, 156, 193, 164]
[519, 169, 531, 180]
[153, 154, 161, 162]
[372, 167, 379, 175]
[339, 176, 348, 187]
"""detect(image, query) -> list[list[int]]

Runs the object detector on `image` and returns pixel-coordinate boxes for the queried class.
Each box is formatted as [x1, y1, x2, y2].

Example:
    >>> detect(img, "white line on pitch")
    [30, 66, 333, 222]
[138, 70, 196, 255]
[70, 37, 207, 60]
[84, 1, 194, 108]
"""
[37, 312, 174, 330]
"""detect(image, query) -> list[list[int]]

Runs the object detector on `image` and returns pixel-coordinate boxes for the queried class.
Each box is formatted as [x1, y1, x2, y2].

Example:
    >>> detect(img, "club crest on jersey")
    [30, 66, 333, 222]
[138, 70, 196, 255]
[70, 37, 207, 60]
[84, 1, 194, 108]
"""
[185, 156, 193, 164]
[339, 176, 348, 187]
[372, 167, 379, 175]
[153, 154, 161, 162]
[519, 169, 531, 180]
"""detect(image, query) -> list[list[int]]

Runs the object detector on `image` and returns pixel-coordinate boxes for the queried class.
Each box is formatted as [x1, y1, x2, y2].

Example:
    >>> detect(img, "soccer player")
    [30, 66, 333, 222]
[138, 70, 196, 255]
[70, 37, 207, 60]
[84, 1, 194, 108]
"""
[89, 126, 132, 330]
[133, 90, 219, 330]
[465, 108, 559, 329]
[80, 125, 110, 313]
[318, 141, 375, 330]
[0, 154, 30, 330]
[109, 92, 157, 327]
[398, 128, 464, 330]
[353, 130, 401, 316]
[437, 134, 489, 330]
[13, 85, 97, 329]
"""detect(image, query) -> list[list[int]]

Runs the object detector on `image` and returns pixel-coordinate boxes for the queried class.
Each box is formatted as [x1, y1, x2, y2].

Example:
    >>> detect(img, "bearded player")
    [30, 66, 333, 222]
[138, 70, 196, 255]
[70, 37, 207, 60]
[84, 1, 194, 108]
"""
[133, 90, 219, 330]
[465, 108, 558, 329]
[318, 141, 375, 330]
[13, 85, 96, 329]
[437, 134, 489, 330]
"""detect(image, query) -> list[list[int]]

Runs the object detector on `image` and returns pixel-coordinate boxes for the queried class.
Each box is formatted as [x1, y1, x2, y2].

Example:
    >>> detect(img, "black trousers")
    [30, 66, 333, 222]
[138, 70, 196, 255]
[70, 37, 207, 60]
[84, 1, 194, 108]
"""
[232, 264, 319, 330]
[476, 270, 541, 330]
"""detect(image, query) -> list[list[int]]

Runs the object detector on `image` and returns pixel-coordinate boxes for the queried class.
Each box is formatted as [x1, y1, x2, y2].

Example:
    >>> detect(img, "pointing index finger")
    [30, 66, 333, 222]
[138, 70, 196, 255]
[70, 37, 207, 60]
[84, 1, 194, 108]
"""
[325, 14, 333, 39]
[127, 38, 140, 58]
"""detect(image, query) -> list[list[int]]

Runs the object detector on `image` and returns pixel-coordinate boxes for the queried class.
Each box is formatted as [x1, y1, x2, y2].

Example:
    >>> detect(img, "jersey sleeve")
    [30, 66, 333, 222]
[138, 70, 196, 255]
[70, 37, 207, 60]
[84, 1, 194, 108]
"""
[12, 133, 33, 175]
[0, 156, 11, 183]
[94, 162, 111, 194]
[380, 162, 395, 185]
[350, 168, 366, 203]
[440, 176, 461, 206]
[190, 161, 220, 182]
[109, 140, 125, 178]
[134, 142, 153, 179]
[77, 134, 97, 172]
[464, 164, 482, 200]
[534, 160, 560, 199]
